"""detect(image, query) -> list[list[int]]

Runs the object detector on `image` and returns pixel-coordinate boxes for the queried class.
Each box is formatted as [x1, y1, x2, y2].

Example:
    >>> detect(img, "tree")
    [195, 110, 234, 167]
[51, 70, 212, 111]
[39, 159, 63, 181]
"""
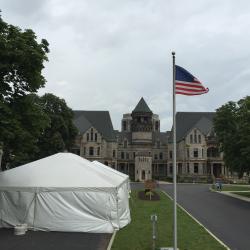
[36, 93, 78, 158]
[0, 13, 49, 101]
[0, 13, 49, 169]
[214, 96, 250, 178]
[0, 94, 50, 169]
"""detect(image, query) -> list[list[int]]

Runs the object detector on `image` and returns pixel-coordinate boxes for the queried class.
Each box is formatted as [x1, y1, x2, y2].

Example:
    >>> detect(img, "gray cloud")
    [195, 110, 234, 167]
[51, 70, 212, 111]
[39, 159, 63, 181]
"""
[1, 0, 250, 131]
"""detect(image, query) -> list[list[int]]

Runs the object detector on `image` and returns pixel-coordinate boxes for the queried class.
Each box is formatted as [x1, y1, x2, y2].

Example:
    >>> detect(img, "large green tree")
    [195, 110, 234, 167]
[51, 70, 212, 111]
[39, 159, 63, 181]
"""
[36, 93, 78, 158]
[0, 14, 49, 100]
[0, 13, 49, 169]
[214, 96, 250, 178]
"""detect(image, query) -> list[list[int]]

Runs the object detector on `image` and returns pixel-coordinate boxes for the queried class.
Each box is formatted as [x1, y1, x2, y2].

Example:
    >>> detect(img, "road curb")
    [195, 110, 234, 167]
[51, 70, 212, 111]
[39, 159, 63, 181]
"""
[161, 190, 230, 250]
[106, 230, 117, 250]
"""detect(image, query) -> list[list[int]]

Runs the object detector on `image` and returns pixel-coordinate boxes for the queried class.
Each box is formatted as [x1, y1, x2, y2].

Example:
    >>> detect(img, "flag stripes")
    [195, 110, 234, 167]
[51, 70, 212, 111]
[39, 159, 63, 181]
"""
[175, 65, 209, 95]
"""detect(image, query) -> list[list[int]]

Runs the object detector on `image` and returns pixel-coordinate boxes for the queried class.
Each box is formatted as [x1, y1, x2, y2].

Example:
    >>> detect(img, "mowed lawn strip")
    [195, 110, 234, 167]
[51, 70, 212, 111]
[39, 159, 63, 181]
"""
[111, 190, 226, 250]
[232, 192, 250, 198]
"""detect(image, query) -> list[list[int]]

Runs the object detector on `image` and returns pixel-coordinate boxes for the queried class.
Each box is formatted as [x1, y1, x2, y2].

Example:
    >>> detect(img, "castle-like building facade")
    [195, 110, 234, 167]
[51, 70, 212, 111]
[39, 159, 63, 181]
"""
[72, 98, 226, 181]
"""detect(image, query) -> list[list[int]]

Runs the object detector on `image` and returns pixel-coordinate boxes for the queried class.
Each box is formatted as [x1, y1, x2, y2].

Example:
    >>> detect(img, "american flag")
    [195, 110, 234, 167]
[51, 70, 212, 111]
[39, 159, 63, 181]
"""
[175, 65, 209, 95]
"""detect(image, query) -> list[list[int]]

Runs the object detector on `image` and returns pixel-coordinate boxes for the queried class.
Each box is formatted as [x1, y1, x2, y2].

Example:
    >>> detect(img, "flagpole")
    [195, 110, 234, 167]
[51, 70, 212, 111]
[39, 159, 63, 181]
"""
[172, 51, 177, 250]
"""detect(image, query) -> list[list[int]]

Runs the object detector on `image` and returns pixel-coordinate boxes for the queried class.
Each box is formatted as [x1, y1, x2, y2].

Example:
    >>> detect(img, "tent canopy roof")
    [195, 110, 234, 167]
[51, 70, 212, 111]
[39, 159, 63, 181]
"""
[0, 153, 127, 190]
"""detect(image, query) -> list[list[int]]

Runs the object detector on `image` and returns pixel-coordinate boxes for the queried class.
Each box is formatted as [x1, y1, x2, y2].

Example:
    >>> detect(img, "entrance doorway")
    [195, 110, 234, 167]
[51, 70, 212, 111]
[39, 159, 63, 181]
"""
[141, 170, 145, 180]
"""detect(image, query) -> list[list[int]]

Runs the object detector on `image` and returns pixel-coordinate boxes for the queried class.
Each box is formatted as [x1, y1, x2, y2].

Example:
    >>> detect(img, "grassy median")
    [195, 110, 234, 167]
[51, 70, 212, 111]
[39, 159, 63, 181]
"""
[211, 184, 250, 192]
[111, 190, 226, 250]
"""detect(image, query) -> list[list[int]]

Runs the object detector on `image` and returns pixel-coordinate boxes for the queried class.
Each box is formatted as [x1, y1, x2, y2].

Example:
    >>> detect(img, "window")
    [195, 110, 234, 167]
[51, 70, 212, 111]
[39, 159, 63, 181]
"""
[89, 147, 94, 156]
[83, 147, 86, 155]
[126, 152, 129, 159]
[169, 151, 172, 159]
[169, 164, 173, 174]
[155, 121, 159, 131]
[121, 152, 125, 159]
[187, 163, 190, 173]
[194, 163, 199, 173]
[202, 148, 204, 157]
[159, 152, 163, 160]
[190, 134, 193, 143]
[133, 152, 136, 159]
[113, 150, 116, 158]
[194, 130, 197, 143]
[198, 134, 201, 143]
[97, 147, 100, 156]
[90, 128, 93, 141]
[87, 133, 89, 141]
[193, 148, 198, 158]
[95, 133, 97, 141]
[178, 163, 182, 174]
[122, 121, 127, 131]
[124, 140, 128, 148]
[187, 148, 190, 158]
[154, 154, 158, 160]
[157, 141, 160, 148]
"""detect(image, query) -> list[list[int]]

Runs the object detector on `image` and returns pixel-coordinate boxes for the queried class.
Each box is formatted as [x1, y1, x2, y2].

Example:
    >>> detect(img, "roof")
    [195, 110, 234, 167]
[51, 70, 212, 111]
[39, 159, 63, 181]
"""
[169, 112, 215, 142]
[153, 132, 168, 145]
[0, 153, 125, 191]
[117, 131, 132, 144]
[73, 111, 116, 141]
[133, 97, 152, 113]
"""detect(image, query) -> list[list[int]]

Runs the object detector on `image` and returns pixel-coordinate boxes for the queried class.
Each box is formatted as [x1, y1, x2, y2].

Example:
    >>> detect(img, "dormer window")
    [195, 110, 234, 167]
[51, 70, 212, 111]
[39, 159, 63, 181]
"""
[90, 128, 93, 141]
[194, 130, 197, 143]
[198, 134, 201, 144]
[190, 134, 193, 143]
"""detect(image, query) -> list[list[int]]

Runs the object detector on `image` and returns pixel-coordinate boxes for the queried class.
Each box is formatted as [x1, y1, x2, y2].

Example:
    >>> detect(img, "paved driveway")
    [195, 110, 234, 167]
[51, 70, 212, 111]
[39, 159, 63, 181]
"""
[160, 184, 250, 250]
[0, 229, 111, 250]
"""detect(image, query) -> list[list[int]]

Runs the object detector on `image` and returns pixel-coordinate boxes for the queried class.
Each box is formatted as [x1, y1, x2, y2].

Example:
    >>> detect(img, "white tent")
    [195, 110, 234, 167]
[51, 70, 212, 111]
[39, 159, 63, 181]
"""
[92, 160, 131, 192]
[0, 153, 131, 233]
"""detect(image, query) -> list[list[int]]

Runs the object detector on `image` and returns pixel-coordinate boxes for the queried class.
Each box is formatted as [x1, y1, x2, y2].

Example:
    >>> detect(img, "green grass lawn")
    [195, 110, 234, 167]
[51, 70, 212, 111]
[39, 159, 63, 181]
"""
[232, 192, 250, 198]
[111, 190, 226, 250]
[211, 184, 250, 192]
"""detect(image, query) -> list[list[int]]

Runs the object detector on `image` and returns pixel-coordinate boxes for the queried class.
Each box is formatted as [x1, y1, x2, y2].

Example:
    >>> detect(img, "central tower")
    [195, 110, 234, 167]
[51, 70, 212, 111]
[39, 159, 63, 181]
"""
[131, 97, 153, 143]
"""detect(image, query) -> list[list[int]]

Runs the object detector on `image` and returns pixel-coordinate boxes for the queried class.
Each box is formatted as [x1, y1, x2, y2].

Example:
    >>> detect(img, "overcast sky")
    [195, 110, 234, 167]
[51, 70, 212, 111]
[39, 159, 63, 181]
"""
[1, 0, 250, 131]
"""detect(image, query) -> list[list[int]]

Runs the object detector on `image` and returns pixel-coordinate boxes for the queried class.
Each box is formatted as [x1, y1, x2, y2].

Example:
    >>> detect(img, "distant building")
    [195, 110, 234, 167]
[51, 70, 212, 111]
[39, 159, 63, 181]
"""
[168, 112, 226, 181]
[72, 98, 225, 181]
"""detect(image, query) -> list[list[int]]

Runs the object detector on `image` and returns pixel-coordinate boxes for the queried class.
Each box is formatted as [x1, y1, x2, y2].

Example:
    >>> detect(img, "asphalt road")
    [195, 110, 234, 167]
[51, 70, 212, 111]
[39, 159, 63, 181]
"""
[0, 229, 111, 250]
[131, 183, 250, 250]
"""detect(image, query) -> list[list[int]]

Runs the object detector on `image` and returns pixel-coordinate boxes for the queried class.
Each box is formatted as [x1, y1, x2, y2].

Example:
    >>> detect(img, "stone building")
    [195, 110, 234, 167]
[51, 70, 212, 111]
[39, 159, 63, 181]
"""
[168, 112, 226, 181]
[72, 111, 117, 167]
[72, 98, 225, 182]
[116, 97, 168, 181]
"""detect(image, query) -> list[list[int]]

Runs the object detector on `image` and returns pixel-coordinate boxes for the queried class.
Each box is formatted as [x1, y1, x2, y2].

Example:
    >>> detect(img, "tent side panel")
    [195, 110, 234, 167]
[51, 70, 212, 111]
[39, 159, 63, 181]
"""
[117, 183, 131, 229]
[34, 190, 117, 233]
[0, 191, 35, 228]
